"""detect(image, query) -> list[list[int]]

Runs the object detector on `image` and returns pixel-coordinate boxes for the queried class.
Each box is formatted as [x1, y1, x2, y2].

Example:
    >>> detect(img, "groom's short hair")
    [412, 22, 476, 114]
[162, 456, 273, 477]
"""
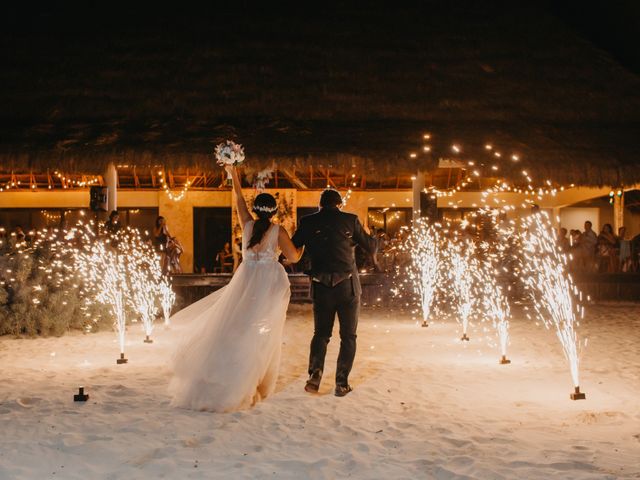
[320, 189, 343, 208]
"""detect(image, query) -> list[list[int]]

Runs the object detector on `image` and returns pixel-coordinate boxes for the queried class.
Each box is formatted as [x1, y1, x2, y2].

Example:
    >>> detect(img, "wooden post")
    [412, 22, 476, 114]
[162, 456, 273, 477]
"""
[614, 190, 624, 233]
[105, 162, 118, 213]
[412, 171, 425, 223]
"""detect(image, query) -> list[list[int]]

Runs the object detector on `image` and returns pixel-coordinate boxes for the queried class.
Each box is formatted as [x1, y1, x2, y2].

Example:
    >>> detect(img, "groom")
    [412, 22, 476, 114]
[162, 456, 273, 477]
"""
[292, 189, 377, 397]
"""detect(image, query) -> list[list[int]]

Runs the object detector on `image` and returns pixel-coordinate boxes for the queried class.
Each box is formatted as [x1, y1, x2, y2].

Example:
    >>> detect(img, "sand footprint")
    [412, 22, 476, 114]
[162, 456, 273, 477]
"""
[16, 397, 42, 408]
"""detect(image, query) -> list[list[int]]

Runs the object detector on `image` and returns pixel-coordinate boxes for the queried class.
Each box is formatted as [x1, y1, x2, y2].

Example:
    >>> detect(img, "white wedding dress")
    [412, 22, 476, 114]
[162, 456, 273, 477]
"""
[168, 221, 291, 412]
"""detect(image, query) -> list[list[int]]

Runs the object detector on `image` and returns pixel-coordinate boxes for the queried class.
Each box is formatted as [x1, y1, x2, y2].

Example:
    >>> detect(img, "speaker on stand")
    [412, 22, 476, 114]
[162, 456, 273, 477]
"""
[90, 186, 109, 235]
[419, 191, 438, 222]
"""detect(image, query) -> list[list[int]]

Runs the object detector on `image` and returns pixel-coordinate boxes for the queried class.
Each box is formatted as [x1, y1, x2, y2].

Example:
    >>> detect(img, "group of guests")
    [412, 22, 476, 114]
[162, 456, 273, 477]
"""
[361, 220, 640, 275]
[557, 220, 640, 273]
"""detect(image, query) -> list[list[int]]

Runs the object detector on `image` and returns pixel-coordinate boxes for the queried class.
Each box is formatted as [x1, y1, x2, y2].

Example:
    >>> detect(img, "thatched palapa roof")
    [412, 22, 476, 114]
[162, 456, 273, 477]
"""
[1, 3, 639, 186]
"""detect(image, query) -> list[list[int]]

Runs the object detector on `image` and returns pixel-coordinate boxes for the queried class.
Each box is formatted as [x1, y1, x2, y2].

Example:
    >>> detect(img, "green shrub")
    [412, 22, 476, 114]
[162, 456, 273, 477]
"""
[0, 237, 112, 337]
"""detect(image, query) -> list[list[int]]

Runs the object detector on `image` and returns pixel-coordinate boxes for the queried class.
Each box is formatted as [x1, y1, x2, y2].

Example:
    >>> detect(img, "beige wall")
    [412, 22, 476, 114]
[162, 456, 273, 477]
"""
[158, 191, 231, 273]
[2, 185, 639, 271]
[297, 190, 413, 227]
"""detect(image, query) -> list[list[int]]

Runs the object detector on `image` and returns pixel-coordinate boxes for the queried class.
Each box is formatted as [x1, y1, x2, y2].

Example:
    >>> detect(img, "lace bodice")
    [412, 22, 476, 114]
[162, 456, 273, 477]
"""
[242, 221, 281, 263]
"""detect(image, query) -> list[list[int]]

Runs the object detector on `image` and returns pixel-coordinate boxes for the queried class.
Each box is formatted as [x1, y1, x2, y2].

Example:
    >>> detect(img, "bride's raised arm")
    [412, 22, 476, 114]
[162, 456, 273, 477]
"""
[225, 165, 253, 227]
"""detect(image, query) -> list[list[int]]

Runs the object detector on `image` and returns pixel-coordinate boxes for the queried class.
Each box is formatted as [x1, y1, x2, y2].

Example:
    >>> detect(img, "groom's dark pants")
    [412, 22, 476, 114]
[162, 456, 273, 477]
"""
[309, 277, 359, 387]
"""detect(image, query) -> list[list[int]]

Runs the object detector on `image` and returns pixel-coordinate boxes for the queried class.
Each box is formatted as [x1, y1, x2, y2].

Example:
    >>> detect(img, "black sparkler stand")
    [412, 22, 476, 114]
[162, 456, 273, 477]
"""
[421, 320, 429, 328]
[499, 355, 511, 365]
[570, 386, 586, 400]
[460, 333, 470, 341]
[144, 335, 153, 344]
[73, 386, 89, 402]
[116, 353, 128, 364]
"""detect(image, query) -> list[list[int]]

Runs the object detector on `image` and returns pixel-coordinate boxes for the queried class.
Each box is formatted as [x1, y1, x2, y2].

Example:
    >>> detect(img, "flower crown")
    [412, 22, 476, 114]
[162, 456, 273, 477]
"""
[253, 204, 278, 213]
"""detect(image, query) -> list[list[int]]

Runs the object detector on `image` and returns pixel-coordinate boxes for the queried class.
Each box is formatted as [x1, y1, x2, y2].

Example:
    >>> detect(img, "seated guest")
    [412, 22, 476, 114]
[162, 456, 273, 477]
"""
[216, 242, 234, 272]
[232, 236, 243, 272]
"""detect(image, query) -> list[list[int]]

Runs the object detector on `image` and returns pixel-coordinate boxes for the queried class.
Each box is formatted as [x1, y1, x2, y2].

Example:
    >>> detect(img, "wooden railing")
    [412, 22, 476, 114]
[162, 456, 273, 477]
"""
[171, 271, 640, 312]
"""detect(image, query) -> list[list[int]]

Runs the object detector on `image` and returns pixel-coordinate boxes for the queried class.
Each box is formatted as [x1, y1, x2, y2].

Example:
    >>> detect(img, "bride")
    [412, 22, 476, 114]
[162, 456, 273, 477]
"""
[168, 165, 303, 412]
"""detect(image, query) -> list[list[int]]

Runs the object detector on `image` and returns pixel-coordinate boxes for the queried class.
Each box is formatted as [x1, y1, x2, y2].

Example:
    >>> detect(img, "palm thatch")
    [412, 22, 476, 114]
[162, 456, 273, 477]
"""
[1, 3, 639, 186]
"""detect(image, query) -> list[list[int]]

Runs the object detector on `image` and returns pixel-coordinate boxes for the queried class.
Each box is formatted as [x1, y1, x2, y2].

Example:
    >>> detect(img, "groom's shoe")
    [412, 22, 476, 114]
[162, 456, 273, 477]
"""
[305, 370, 322, 393]
[334, 385, 353, 397]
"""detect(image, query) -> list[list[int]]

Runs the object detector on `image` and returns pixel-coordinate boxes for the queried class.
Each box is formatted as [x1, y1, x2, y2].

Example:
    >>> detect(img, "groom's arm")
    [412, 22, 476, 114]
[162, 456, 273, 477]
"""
[291, 219, 307, 249]
[353, 217, 378, 255]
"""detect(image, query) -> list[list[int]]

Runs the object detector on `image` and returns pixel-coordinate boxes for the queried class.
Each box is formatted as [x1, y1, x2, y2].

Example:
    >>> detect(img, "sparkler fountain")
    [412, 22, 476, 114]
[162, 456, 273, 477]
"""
[407, 219, 441, 327]
[119, 230, 160, 343]
[479, 255, 511, 364]
[74, 240, 130, 364]
[158, 277, 176, 326]
[520, 212, 587, 399]
[447, 239, 478, 341]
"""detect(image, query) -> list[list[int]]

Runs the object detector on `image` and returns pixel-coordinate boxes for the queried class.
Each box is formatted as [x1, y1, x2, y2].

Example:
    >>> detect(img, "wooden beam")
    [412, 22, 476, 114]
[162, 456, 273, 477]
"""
[325, 169, 337, 188]
[280, 168, 309, 189]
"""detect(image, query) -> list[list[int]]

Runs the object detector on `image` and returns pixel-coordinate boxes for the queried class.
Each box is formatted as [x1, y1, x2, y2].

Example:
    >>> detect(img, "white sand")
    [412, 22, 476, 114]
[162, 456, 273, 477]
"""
[1, 303, 639, 479]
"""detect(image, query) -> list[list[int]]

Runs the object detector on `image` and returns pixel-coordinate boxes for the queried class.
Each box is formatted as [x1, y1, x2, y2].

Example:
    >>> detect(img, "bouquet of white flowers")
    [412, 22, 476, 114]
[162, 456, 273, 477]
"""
[215, 140, 245, 179]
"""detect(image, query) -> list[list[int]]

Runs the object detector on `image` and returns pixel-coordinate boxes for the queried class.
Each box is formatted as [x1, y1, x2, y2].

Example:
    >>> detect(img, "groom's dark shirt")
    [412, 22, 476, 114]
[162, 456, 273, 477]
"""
[292, 207, 377, 291]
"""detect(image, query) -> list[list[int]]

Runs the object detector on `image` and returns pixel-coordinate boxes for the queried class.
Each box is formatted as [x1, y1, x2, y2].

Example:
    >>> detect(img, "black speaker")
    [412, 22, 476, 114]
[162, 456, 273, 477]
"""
[90, 186, 109, 212]
[419, 191, 438, 221]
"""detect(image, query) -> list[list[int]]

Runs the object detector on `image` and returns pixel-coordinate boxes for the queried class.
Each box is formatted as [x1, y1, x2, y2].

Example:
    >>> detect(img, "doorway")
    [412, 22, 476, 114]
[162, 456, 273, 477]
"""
[193, 207, 232, 273]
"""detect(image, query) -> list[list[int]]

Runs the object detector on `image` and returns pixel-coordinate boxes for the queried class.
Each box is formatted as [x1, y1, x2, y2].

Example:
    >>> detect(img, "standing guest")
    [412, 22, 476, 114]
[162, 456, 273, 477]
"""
[567, 229, 582, 270]
[596, 223, 617, 273]
[617, 226, 632, 272]
[631, 229, 640, 272]
[569, 229, 582, 248]
[11, 225, 26, 249]
[580, 221, 598, 271]
[104, 210, 121, 235]
[0, 226, 7, 252]
[153, 216, 181, 274]
[165, 236, 184, 274]
[557, 227, 570, 252]
[153, 216, 170, 251]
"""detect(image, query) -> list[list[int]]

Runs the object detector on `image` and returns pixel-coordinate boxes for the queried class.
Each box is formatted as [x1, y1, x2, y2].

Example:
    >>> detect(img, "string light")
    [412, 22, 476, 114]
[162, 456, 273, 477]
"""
[408, 134, 577, 200]
[157, 170, 191, 201]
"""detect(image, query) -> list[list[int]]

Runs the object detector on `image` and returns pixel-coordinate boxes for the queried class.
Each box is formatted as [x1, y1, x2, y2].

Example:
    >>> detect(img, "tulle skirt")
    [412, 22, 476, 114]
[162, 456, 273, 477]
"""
[168, 260, 291, 412]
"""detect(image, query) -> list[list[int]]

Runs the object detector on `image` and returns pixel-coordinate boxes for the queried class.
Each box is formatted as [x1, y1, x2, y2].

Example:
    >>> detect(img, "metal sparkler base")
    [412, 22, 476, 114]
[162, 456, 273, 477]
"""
[421, 321, 429, 328]
[73, 386, 89, 402]
[116, 353, 128, 364]
[570, 386, 586, 400]
[144, 335, 153, 344]
[499, 355, 511, 365]
[460, 333, 470, 341]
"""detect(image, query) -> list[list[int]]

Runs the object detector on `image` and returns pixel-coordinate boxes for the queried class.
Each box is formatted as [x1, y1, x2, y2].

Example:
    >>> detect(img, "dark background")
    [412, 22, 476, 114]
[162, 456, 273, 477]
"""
[2, 2, 638, 75]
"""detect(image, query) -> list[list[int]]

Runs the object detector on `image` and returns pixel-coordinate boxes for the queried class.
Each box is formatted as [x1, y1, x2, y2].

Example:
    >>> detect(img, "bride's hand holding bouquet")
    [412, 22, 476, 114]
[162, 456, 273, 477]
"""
[215, 140, 245, 181]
